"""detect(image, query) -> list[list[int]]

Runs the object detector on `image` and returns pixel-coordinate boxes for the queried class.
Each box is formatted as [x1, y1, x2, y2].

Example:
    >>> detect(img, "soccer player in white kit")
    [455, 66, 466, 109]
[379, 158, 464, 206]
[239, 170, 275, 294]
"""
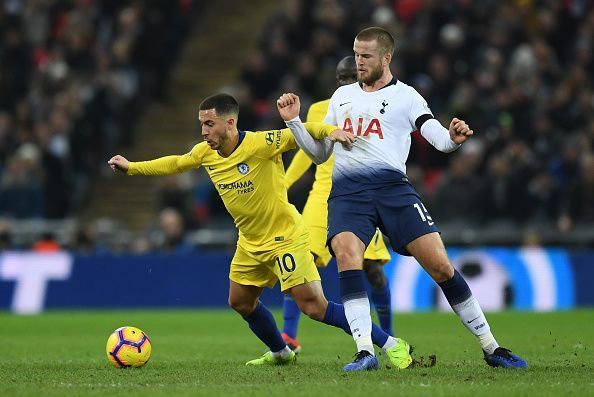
[280, 26, 527, 371]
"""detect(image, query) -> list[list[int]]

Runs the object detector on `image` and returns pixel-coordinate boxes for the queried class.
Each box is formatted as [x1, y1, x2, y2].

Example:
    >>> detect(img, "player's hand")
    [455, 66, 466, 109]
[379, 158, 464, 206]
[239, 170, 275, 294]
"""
[276, 93, 301, 121]
[329, 129, 357, 149]
[108, 155, 130, 173]
[449, 118, 473, 144]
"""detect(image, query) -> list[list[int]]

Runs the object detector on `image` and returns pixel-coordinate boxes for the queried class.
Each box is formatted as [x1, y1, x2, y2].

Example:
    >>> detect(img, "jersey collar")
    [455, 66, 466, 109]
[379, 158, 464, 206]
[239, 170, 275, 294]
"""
[359, 77, 398, 91]
[218, 130, 245, 157]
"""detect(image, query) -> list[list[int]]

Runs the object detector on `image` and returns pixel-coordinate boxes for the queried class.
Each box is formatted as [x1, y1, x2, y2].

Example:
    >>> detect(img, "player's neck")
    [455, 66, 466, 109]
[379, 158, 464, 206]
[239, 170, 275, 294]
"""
[217, 128, 239, 157]
[362, 70, 393, 92]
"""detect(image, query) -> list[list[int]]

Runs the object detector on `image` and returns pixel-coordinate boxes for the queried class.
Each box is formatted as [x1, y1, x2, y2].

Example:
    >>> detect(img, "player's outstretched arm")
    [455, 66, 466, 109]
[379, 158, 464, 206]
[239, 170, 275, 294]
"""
[108, 152, 200, 176]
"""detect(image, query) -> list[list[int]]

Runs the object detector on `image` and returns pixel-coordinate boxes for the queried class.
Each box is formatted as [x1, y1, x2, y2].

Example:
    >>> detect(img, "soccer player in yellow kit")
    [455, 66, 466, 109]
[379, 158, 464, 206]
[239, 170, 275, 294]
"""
[281, 57, 394, 353]
[108, 93, 412, 371]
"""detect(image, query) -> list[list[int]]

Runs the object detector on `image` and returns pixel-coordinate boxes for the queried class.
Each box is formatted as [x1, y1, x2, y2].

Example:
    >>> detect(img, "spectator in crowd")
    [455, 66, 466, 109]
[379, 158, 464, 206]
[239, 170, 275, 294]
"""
[151, 208, 194, 255]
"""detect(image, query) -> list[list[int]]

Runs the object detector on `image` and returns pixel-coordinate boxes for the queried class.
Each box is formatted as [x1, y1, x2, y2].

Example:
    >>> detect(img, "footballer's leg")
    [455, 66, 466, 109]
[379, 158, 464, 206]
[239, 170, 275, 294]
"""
[363, 229, 393, 335]
[328, 191, 381, 361]
[406, 233, 527, 369]
[229, 247, 295, 366]
[281, 295, 302, 353]
[364, 260, 392, 335]
[229, 281, 295, 366]
[288, 280, 412, 371]
[281, 223, 331, 354]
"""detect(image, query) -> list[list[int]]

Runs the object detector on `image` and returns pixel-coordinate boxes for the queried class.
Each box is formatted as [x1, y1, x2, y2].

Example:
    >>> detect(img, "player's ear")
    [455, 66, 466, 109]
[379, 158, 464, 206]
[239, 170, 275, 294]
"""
[383, 52, 392, 67]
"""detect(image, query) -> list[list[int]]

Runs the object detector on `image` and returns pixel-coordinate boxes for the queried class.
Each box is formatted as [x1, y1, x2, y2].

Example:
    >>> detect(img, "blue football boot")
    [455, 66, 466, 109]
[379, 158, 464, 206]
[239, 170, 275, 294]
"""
[343, 350, 379, 372]
[484, 347, 528, 368]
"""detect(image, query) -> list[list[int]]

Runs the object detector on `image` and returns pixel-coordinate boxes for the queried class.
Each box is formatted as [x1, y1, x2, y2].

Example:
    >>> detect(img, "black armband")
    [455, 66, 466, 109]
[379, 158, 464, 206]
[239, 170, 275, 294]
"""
[415, 114, 434, 130]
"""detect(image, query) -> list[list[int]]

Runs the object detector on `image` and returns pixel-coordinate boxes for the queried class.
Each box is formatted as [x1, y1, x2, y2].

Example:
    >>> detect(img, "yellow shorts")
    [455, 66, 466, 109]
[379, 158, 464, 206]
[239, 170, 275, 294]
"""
[229, 229, 321, 292]
[363, 229, 392, 265]
[309, 226, 391, 267]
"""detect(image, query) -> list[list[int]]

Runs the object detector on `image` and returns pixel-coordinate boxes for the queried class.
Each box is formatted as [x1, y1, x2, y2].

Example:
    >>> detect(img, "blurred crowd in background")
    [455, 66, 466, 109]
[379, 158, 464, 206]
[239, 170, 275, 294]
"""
[0, 0, 193, 218]
[0, 0, 593, 253]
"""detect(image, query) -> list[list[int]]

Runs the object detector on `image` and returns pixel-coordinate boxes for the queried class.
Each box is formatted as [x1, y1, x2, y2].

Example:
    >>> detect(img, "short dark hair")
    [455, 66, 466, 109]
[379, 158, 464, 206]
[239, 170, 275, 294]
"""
[355, 27, 395, 56]
[199, 93, 239, 117]
[336, 56, 357, 86]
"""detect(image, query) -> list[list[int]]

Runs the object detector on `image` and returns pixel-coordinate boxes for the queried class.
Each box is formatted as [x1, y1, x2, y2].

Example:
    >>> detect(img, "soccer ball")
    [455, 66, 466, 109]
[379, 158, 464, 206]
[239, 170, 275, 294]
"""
[106, 326, 152, 368]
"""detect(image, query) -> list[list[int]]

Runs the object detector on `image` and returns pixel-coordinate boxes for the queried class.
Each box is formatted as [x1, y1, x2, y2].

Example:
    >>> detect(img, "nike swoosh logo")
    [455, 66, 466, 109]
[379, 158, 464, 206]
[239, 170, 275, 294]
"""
[339, 102, 351, 106]
[281, 275, 292, 282]
[207, 166, 215, 170]
[467, 316, 480, 324]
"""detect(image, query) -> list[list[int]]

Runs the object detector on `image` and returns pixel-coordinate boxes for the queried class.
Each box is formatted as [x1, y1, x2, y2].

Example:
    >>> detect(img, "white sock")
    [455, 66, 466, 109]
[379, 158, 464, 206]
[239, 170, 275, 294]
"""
[382, 336, 398, 351]
[451, 295, 499, 353]
[343, 296, 374, 354]
[272, 346, 292, 359]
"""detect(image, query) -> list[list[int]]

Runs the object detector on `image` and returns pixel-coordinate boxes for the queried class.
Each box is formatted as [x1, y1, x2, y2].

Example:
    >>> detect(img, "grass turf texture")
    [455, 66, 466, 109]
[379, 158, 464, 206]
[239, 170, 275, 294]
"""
[1, 310, 592, 397]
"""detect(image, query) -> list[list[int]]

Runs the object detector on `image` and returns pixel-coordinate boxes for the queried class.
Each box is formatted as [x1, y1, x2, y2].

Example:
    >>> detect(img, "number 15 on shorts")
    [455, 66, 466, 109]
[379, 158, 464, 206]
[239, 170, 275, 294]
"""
[413, 203, 434, 226]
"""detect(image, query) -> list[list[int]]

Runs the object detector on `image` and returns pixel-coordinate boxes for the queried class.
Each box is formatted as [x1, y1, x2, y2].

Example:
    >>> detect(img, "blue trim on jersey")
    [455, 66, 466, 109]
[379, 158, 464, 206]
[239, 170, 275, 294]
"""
[234, 130, 246, 152]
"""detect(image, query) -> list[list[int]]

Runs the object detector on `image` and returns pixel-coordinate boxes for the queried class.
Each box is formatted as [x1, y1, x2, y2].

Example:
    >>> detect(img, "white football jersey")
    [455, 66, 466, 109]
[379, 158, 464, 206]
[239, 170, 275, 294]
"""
[324, 79, 432, 197]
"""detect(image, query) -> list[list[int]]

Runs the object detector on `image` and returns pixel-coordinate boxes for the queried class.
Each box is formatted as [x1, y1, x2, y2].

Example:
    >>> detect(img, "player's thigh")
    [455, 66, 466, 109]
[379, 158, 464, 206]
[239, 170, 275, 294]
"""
[228, 280, 264, 315]
[374, 184, 439, 256]
[363, 229, 391, 264]
[327, 191, 377, 253]
[405, 232, 454, 282]
[273, 231, 321, 292]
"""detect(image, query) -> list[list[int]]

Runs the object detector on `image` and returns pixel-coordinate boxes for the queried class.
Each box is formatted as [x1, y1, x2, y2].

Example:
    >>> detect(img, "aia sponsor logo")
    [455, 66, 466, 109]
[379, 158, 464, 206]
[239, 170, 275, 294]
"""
[342, 117, 383, 139]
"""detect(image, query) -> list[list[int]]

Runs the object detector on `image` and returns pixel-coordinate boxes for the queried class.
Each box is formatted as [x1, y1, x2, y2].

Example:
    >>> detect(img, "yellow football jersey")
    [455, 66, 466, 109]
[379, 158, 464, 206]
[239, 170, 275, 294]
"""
[127, 123, 335, 252]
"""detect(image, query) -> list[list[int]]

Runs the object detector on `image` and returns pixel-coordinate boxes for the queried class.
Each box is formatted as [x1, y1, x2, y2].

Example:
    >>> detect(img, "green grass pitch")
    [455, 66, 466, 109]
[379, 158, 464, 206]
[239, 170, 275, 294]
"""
[1, 310, 593, 397]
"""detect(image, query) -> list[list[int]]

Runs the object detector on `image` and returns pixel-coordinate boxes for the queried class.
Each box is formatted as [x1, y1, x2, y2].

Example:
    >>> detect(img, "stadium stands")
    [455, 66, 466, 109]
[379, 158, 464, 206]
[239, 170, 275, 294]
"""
[0, 0, 592, 250]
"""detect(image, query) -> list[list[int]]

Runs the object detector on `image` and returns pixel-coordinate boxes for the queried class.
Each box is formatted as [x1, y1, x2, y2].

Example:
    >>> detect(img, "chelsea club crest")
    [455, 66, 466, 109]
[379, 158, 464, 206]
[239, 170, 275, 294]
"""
[237, 163, 250, 174]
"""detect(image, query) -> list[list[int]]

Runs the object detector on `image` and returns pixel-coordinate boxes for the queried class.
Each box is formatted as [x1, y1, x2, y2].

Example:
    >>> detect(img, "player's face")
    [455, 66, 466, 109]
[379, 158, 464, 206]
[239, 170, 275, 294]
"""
[354, 39, 386, 85]
[199, 109, 230, 150]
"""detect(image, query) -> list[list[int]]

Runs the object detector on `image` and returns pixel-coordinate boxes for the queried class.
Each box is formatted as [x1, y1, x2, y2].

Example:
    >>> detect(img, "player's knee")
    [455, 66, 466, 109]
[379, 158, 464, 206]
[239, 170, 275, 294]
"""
[364, 261, 387, 289]
[334, 249, 362, 270]
[302, 303, 326, 321]
[429, 261, 455, 283]
[228, 296, 256, 316]
[296, 298, 326, 321]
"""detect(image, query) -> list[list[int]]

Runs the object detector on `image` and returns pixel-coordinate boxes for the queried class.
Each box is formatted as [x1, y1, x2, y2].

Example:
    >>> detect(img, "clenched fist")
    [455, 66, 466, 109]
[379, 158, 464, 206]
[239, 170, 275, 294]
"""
[108, 155, 130, 173]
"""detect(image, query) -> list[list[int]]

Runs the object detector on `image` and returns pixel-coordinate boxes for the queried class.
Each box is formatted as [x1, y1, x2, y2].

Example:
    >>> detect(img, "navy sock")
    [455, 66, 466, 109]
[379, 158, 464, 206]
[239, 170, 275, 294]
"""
[438, 269, 472, 306]
[339, 269, 367, 301]
[370, 283, 393, 335]
[242, 302, 286, 352]
[282, 295, 301, 339]
[323, 301, 389, 348]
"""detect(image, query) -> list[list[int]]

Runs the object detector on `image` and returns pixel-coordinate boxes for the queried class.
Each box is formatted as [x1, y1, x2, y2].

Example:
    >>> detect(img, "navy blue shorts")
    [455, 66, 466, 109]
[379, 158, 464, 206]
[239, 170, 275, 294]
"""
[327, 183, 439, 256]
